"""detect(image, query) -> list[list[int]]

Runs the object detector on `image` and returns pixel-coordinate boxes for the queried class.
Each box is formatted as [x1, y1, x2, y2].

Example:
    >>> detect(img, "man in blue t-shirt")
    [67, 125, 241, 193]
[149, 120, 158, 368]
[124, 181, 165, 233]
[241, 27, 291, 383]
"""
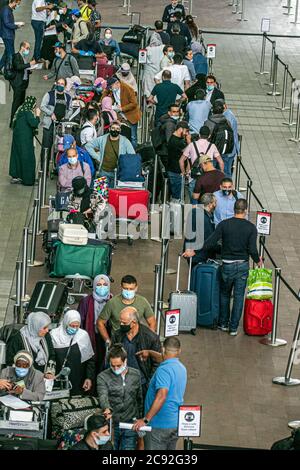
[133, 336, 187, 451]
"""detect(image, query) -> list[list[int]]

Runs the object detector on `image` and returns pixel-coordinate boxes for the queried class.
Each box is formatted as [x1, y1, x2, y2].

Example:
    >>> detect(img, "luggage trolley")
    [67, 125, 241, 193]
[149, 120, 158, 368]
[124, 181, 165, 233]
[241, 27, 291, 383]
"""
[64, 274, 93, 305]
[0, 400, 50, 439]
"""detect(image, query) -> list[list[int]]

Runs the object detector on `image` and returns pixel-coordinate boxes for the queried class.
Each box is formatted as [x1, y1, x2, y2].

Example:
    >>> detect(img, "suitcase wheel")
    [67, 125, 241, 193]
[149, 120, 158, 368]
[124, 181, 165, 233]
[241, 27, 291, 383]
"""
[191, 328, 196, 336]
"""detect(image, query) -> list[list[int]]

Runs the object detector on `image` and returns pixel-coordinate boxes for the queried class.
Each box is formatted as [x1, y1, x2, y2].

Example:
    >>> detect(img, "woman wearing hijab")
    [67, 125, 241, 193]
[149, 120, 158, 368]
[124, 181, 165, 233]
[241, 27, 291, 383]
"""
[0, 350, 46, 401]
[6, 311, 56, 379]
[78, 275, 112, 372]
[191, 41, 208, 76]
[50, 310, 95, 396]
[101, 96, 117, 134]
[142, 32, 164, 98]
[9, 96, 41, 186]
[116, 63, 137, 94]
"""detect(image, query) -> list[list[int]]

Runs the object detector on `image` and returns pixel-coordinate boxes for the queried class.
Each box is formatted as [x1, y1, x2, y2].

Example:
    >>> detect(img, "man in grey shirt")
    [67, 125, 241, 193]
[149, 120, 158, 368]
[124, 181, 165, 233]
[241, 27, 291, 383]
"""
[43, 41, 79, 81]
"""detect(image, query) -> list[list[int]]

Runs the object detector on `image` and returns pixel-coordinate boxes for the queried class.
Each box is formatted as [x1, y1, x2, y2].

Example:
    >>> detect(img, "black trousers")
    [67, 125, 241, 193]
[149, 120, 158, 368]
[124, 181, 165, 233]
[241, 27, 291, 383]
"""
[10, 87, 26, 127]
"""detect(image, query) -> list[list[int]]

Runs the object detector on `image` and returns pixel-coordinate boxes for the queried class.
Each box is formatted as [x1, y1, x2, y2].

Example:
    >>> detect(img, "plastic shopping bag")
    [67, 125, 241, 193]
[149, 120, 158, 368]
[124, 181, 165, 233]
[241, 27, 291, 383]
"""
[247, 268, 273, 300]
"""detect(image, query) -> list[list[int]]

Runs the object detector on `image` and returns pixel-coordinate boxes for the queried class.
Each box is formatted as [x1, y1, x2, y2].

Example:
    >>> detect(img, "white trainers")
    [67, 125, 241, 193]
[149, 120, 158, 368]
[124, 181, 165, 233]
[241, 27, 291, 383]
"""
[218, 325, 229, 332]
[229, 330, 238, 336]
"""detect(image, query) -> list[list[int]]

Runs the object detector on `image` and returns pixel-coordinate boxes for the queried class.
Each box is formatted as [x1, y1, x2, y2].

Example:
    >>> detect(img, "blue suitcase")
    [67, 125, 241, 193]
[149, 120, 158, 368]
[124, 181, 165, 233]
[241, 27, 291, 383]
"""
[118, 153, 144, 182]
[191, 260, 221, 328]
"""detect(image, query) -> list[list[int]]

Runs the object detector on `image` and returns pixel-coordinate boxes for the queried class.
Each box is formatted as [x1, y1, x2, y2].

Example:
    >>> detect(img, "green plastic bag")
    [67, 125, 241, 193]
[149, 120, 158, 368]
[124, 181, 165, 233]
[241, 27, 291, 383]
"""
[247, 268, 273, 300]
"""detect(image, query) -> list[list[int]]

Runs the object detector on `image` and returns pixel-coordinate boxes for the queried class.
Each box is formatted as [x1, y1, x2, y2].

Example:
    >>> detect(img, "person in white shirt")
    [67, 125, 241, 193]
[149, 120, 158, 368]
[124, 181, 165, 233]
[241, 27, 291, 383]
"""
[155, 53, 190, 90]
[80, 109, 99, 146]
[31, 0, 53, 61]
[160, 45, 174, 70]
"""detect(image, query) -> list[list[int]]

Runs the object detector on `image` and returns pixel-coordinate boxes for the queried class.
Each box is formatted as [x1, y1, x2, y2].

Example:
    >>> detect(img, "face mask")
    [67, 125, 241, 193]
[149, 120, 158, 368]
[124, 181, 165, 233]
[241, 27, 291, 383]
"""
[207, 85, 214, 92]
[105, 34, 112, 40]
[68, 157, 77, 165]
[111, 363, 127, 376]
[94, 435, 111, 446]
[96, 286, 109, 297]
[120, 324, 131, 334]
[222, 189, 232, 196]
[15, 367, 29, 378]
[121, 71, 129, 77]
[66, 327, 78, 335]
[55, 52, 61, 58]
[76, 187, 86, 196]
[110, 130, 120, 138]
[167, 52, 174, 59]
[59, 9, 64, 14]
[172, 115, 179, 120]
[22, 49, 30, 57]
[122, 289, 135, 300]
[56, 84, 65, 93]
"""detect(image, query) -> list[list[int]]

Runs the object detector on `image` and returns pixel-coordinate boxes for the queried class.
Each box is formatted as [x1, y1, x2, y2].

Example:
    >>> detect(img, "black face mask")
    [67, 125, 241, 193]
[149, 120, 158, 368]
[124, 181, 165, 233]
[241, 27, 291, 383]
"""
[120, 324, 131, 334]
[121, 72, 130, 77]
[222, 189, 232, 196]
[110, 130, 120, 138]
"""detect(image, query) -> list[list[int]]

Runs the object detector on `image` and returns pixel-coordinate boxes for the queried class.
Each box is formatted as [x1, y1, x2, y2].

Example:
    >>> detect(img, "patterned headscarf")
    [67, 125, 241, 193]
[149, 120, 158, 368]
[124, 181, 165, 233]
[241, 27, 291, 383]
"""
[12, 96, 37, 128]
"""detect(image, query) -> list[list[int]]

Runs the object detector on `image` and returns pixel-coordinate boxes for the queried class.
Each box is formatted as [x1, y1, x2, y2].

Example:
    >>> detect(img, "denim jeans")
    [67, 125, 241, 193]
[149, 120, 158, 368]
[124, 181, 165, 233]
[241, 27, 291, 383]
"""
[222, 153, 236, 177]
[144, 428, 178, 451]
[99, 169, 115, 188]
[0, 38, 15, 71]
[188, 178, 196, 203]
[219, 261, 249, 331]
[167, 171, 182, 200]
[130, 122, 138, 150]
[31, 20, 45, 60]
[113, 424, 137, 450]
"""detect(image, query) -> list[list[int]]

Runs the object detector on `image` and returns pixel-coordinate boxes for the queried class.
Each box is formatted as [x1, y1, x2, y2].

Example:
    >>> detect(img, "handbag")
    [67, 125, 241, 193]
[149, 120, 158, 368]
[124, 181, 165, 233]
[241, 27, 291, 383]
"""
[121, 24, 146, 44]
[246, 268, 273, 300]
[51, 396, 101, 433]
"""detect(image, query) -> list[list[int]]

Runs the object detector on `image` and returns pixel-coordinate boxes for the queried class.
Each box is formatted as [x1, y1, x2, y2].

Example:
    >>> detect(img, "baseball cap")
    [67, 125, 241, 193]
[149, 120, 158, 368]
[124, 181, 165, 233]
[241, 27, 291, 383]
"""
[70, 8, 81, 16]
[63, 135, 75, 150]
[199, 154, 213, 164]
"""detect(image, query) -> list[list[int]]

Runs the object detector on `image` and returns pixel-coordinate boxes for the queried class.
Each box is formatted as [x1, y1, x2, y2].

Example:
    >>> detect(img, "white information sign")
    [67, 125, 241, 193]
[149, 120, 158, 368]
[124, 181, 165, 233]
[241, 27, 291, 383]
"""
[138, 49, 147, 64]
[256, 211, 272, 236]
[165, 309, 180, 337]
[207, 44, 216, 59]
[261, 17, 271, 33]
[178, 405, 202, 437]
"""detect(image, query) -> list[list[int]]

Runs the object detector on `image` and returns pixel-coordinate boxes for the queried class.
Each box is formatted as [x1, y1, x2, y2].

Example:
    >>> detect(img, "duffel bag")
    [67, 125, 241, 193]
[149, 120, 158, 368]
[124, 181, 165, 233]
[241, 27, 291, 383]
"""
[48, 240, 112, 278]
[51, 396, 101, 433]
[121, 24, 146, 44]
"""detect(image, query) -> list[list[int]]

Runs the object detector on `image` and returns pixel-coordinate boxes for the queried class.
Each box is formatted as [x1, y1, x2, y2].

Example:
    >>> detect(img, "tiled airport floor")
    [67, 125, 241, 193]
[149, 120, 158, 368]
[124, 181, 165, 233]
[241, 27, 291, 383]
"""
[1, 0, 300, 450]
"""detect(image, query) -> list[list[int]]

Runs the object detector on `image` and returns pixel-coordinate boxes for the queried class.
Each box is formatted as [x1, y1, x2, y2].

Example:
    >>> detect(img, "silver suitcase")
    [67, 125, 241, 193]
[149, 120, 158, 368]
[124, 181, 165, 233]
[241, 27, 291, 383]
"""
[169, 255, 197, 335]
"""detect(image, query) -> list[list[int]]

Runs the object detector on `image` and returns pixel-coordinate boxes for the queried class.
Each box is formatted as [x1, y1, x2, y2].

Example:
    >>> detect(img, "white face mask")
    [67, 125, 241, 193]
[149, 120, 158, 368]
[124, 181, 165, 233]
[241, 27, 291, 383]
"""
[105, 33, 112, 40]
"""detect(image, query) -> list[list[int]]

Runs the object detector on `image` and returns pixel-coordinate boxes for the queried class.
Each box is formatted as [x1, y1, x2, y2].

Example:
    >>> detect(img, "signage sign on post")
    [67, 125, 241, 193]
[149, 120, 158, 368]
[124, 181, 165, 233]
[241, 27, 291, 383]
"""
[178, 405, 202, 437]
[206, 44, 216, 59]
[165, 309, 180, 337]
[138, 49, 147, 64]
[261, 17, 271, 33]
[256, 211, 272, 236]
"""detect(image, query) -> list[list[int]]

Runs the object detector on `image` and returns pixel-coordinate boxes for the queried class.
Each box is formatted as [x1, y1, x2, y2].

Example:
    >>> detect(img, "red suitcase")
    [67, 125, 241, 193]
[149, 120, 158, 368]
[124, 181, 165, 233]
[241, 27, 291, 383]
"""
[108, 188, 150, 222]
[96, 63, 117, 80]
[243, 299, 273, 336]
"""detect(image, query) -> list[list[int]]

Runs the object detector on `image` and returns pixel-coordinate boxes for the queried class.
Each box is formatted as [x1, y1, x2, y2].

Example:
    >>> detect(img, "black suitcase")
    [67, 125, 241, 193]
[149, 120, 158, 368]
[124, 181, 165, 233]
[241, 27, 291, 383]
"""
[136, 143, 156, 163]
[73, 54, 95, 70]
[0, 437, 57, 450]
[27, 281, 68, 322]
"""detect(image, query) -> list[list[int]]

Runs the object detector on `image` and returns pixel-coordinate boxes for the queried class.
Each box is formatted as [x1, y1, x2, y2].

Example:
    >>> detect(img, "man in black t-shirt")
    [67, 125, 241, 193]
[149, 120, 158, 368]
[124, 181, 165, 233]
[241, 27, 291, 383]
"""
[167, 120, 190, 200]
[203, 199, 262, 336]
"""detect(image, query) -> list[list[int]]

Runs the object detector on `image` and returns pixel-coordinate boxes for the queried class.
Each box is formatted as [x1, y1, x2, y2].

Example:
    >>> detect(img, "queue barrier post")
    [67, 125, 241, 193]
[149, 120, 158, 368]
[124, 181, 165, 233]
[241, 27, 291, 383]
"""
[20, 227, 30, 302]
[283, 78, 297, 127]
[289, 98, 300, 143]
[273, 307, 300, 386]
[36, 170, 43, 235]
[153, 264, 161, 320]
[276, 64, 289, 110]
[41, 148, 49, 208]
[266, 41, 276, 87]
[28, 199, 44, 267]
[290, 0, 300, 24]
[267, 54, 281, 96]
[283, 0, 293, 15]
[246, 179, 252, 213]
[260, 268, 287, 347]
[237, 0, 248, 21]
[255, 33, 269, 75]
[13, 260, 22, 324]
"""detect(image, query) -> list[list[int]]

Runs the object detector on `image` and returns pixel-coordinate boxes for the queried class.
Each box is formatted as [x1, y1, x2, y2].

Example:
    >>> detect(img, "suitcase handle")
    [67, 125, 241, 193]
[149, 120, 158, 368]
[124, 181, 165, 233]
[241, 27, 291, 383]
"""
[176, 253, 192, 292]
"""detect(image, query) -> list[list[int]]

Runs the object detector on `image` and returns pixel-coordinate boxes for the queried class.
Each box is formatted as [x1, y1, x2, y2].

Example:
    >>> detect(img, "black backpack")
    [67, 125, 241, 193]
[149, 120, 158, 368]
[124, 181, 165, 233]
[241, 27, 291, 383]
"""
[74, 124, 92, 147]
[209, 118, 234, 155]
[4, 56, 17, 82]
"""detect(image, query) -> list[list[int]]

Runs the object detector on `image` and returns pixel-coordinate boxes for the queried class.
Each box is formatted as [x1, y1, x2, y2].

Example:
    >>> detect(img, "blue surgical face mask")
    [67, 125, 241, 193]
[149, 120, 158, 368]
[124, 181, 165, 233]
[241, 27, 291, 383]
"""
[207, 84, 214, 92]
[68, 157, 78, 165]
[167, 52, 174, 59]
[94, 435, 110, 446]
[66, 327, 78, 336]
[111, 362, 127, 376]
[122, 289, 135, 300]
[22, 49, 30, 57]
[15, 367, 29, 378]
[172, 115, 180, 120]
[96, 286, 109, 297]
[56, 84, 65, 92]
[55, 51, 61, 58]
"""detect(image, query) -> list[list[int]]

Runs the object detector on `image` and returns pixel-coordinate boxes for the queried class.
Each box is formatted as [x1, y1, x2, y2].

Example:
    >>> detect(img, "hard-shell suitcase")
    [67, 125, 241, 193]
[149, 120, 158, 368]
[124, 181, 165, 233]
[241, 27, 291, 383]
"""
[58, 224, 88, 246]
[191, 260, 221, 328]
[49, 240, 112, 278]
[243, 299, 273, 336]
[27, 281, 68, 321]
[169, 255, 197, 335]
[108, 188, 150, 222]
[118, 153, 144, 182]
[96, 62, 116, 79]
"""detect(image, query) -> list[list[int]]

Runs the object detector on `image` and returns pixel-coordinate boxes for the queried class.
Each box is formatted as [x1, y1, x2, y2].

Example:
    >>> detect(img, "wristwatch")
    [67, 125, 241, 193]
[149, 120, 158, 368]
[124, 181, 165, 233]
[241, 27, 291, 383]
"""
[143, 417, 149, 425]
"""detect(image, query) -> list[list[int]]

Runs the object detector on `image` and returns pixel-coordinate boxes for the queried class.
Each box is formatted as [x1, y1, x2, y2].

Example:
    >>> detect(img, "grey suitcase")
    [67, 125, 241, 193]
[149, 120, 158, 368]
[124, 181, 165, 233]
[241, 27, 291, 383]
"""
[169, 255, 197, 335]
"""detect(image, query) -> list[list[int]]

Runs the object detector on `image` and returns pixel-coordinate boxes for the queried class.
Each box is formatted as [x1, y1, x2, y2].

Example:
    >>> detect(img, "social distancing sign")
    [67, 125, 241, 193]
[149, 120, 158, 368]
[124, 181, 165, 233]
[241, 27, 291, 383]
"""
[165, 309, 180, 337]
[178, 405, 202, 437]
[256, 211, 272, 236]
[207, 44, 216, 59]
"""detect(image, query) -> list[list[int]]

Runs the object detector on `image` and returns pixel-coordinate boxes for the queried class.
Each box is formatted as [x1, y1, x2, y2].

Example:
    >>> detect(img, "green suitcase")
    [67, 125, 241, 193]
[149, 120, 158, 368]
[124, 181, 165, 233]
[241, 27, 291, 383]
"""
[49, 240, 112, 278]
